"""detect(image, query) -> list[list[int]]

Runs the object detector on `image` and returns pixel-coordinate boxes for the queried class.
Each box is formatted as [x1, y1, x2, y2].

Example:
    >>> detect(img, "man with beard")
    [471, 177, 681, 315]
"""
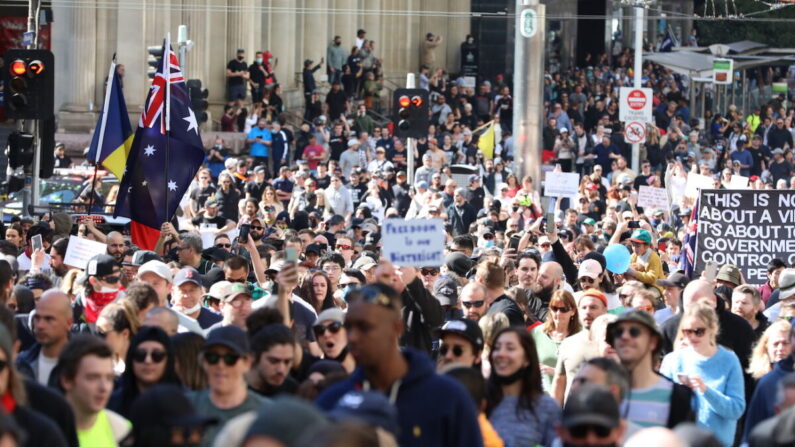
[731, 284, 770, 340]
[312, 308, 355, 373]
[606, 310, 694, 429]
[105, 232, 126, 264]
[525, 260, 563, 322]
[475, 261, 524, 327]
[30, 237, 71, 289]
[552, 289, 607, 405]
[248, 323, 299, 397]
[316, 283, 483, 447]
[460, 282, 489, 322]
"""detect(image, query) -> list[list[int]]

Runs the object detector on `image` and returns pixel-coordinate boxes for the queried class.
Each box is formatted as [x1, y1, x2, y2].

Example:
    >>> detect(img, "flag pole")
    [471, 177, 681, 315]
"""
[89, 55, 117, 216]
[164, 33, 171, 223]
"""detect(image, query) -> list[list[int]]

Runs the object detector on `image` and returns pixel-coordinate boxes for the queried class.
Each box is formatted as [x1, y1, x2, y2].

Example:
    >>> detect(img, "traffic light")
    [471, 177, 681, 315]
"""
[147, 46, 163, 80]
[187, 79, 208, 124]
[7, 131, 33, 170]
[39, 115, 55, 178]
[2, 49, 54, 120]
[392, 89, 429, 139]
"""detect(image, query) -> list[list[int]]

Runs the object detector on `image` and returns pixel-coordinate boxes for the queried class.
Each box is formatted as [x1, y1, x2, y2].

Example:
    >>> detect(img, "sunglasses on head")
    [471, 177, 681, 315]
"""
[462, 300, 485, 308]
[682, 327, 706, 337]
[313, 321, 343, 337]
[568, 424, 612, 439]
[133, 348, 167, 363]
[612, 326, 643, 339]
[421, 268, 439, 276]
[204, 352, 241, 366]
[439, 344, 464, 357]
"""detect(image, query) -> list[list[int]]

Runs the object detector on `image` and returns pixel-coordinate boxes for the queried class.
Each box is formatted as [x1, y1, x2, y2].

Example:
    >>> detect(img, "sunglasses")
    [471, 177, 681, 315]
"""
[215, 243, 232, 249]
[612, 326, 643, 339]
[540, 243, 551, 248]
[482, 234, 494, 240]
[251, 226, 264, 231]
[780, 315, 794, 322]
[439, 344, 464, 357]
[100, 275, 121, 284]
[264, 207, 275, 212]
[462, 300, 485, 308]
[579, 276, 595, 284]
[313, 321, 343, 337]
[550, 306, 571, 313]
[682, 327, 707, 337]
[336, 244, 352, 250]
[204, 352, 241, 366]
[635, 305, 654, 313]
[569, 424, 612, 439]
[421, 268, 439, 276]
[133, 348, 167, 363]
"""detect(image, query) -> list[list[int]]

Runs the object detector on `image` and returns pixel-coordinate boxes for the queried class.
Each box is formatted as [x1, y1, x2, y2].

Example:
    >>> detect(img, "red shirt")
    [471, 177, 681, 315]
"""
[302, 144, 326, 170]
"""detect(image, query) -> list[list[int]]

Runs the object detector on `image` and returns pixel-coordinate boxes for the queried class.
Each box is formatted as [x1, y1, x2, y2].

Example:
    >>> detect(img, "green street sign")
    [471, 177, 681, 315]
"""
[520, 9, 538, 39]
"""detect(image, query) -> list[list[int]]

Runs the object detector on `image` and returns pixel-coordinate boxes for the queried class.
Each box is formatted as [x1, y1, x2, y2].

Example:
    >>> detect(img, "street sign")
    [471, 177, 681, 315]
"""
[624, 121, 646, 144]
[619, 87, 653, 123]
[713, 58, 733, 85]
[519, 9, 538, 38]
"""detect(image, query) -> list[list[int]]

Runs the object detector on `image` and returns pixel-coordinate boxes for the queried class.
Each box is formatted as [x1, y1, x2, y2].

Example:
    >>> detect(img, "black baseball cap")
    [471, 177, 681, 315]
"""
[86, 254, 119, 277]
[203, 325, 250, 354]
[656, 271, 688, 288]
[436, 318, 484, 351]
[562, 383, 620, 429]
[123, 250, 161, 267]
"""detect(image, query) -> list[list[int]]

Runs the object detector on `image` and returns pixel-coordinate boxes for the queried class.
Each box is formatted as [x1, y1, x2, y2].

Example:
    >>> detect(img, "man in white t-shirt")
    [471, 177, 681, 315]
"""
[16, 290, 73, 385]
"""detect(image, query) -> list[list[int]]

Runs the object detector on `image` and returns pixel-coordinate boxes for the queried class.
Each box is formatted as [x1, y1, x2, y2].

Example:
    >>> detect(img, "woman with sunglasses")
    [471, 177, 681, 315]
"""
[96, 300, 141, 376]
[530, 290, 581, 393]
[487, 327, 561, 447]
[108, 326, 181, 418]
[660, 302, 745, 446]
[297, 270, 336, 314]
[312, 308, 355, 373]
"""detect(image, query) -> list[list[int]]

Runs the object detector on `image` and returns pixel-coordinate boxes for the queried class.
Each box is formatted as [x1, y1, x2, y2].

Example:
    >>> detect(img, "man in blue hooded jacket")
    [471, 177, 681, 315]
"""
[744, 322, 795, 441]
[316, 282, 483, 447]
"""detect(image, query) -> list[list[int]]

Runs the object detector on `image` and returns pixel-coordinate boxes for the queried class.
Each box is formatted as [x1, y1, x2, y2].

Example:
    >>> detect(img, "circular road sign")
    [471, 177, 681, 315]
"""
[627, 89, 647, 110]
[625, 121, 646, 144]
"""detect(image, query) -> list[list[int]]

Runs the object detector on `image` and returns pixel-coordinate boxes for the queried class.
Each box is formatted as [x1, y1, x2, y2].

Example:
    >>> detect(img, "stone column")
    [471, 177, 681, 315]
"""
[303, 0, 329, 83]
[269, 0, 296, 89]
[445, 0, 471, 74]
[333, 0, 356, 49]
[58, 0, 97, 112]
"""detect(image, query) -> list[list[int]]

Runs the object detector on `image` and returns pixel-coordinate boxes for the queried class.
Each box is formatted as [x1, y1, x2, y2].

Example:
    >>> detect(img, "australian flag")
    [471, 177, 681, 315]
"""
[680, 198, 699, 278]
[114, 34, 205, 249]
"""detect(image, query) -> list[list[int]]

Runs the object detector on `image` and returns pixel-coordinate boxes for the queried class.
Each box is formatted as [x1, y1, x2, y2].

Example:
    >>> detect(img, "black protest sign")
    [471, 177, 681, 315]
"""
[696, 189, 795, 283]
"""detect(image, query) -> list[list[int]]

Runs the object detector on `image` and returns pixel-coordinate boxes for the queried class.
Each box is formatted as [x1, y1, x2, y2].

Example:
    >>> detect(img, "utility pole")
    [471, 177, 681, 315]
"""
[27, 0, 41, 209]
[406, 73, 416, 187]
[631, 3, 644, 173]
[513, 0, 545, 195]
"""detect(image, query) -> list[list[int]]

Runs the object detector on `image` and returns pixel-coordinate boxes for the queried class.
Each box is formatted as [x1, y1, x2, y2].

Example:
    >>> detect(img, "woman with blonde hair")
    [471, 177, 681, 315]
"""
[748, 320, 792, 379]
[660, 302, 745, 446]
[479, 312, 510, 379]
[259, 184, 284, 214]
[530, 290, 581, 392]
[96, 299, 141, 376]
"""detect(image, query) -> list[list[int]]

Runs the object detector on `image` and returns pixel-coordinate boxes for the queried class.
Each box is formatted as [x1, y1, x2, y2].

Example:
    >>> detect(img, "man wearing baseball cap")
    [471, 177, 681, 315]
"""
[555, 383, 626, 446]
[655, 271, 689, 325]
[607, 309, 694, 429]
[171, 267, 221, 330]
[436, 318, 484, 371]
[188, 326, 265, 447]
[623, 229, 664, 290]
[207, 283, 252, 332]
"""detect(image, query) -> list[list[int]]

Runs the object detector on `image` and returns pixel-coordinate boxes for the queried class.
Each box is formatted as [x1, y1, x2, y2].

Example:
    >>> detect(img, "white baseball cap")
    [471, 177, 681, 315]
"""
[137, 260, 172, 282]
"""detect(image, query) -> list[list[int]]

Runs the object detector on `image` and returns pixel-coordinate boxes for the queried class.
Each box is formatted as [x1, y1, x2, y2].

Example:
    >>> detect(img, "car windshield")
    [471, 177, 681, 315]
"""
[8, 179, 84, 205]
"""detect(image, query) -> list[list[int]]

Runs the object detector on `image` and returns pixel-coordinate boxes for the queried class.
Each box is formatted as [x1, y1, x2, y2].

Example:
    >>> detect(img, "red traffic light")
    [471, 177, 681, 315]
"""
[398, 95, 411, 108]
[411, 96, 423, 107]
[27, 60, 45, 76]
[9, 59, 26, 77]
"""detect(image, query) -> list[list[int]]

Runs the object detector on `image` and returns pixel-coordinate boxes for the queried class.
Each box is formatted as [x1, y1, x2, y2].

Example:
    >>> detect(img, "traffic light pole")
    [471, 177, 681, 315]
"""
[28, 0, 42, 210]
[405, 73, 416, 187]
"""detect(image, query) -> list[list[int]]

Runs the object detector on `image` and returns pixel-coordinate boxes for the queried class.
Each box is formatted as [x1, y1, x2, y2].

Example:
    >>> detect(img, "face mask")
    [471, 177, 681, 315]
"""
[179, 302, 202, 315]
[256, 58, 263, 64]
[237, 55, 245, 61]
[483, 240, 494, 248]
[214, 144, 222, 149]
[492, 366, 526, 385]
[99, 285, 120, 293]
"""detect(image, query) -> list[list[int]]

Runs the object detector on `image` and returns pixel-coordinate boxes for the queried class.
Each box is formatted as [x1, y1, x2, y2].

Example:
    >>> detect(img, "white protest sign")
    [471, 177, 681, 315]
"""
[382, 218, 445, 267]
[619, 87, 653, 123]
[685, 173, 715, 198]
[544, 171, 580, 197]
[200, 223, 218, 248]
[729, 175, 749, 189]
[63, 235, 108, 270]
[638, 186, 669, 210]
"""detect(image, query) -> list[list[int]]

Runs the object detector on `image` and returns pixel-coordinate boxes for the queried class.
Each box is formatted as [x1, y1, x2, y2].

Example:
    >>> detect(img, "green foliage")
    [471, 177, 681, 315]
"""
[699, 0, 795, 47]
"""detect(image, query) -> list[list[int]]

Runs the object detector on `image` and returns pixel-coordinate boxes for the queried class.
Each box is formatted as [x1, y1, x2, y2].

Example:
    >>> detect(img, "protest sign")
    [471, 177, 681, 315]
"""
[695, 189, 795, 282]
[728, 175, 749, 189]
[382, 218, 445, 267]
[64, 235, 108, 269]
[637, 186, 669, 210]
[544, 171, 579, 197]
[685, 173, 715, 198]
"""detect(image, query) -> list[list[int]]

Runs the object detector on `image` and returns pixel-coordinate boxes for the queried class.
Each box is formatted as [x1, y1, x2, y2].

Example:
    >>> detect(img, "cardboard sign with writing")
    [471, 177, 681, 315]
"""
[382, 218, 445, 267]
[638, 186, 669, 210]
[544, 171, 580, 198]
[684, 173, 715, 199]
[63, 235, 108, 270]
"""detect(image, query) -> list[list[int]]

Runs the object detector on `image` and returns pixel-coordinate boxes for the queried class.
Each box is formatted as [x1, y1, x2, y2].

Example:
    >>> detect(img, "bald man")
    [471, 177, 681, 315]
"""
[106, 232, 126, 263]
[143, 307, 179, 336]
[528, 261, 564, 321]
[660, 278, 755, 370]
[17, 290, 73, 384]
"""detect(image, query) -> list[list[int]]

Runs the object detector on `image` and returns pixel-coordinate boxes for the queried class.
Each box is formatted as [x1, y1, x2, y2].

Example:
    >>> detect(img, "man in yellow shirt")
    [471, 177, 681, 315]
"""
[60, 335, 131, 446]
[625, 229, 664, 292]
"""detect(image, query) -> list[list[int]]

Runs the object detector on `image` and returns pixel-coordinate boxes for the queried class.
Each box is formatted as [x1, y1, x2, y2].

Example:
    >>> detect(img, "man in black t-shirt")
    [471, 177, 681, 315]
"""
[189, 199, 234, 234]
[189, 169, 216, 213]
[248, 51, 267, 103]
[245, 166, 267, 200]
[325, 82, 348, 121]
[327, 122, 347, 161]
[226, 48, 249, 106]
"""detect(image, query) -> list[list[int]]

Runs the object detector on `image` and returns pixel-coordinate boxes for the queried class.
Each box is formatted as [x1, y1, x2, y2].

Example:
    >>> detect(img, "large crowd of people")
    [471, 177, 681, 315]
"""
[11, 25, 795, 447]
